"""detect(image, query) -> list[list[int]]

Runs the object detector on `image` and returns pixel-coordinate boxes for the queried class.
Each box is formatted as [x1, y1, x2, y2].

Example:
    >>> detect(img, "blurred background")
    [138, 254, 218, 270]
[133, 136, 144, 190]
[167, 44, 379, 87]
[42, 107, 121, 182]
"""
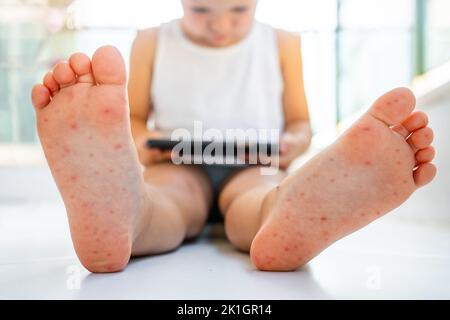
[0, 0, 450, 299]
[0, 0, 449, 160]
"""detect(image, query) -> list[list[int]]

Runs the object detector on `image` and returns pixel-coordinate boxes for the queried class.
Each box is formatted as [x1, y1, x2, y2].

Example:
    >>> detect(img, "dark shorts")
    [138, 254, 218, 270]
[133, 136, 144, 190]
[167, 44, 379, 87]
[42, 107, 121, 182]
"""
[200, 164, 248, 223]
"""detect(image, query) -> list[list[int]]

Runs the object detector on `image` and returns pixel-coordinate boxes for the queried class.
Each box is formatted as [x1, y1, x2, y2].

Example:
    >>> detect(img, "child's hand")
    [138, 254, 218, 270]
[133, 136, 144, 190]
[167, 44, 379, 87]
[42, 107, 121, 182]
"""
[278, 131, 310, 170]
[135, 130, 173, 166]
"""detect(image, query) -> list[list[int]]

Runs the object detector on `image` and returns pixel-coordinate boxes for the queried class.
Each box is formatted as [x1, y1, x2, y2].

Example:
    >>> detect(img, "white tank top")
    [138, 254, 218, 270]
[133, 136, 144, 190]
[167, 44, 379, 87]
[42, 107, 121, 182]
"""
[150, 19, 284, 141]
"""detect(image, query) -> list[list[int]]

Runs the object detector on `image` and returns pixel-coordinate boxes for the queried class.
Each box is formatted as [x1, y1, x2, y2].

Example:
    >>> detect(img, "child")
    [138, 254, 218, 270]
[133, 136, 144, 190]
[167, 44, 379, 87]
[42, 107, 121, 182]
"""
[31, 0, 436, 273]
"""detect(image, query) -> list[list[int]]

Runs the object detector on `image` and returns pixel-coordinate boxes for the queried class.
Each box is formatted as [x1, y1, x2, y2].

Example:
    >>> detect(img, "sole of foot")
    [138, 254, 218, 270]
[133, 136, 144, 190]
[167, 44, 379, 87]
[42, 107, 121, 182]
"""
[31, 46, 149, 273]
[250, 87, 437, 271]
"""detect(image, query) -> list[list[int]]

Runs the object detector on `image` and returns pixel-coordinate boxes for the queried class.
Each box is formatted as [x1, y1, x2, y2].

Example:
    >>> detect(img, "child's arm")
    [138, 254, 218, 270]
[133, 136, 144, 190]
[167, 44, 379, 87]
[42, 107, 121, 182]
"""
[128, 28, 172, 165]
[128, 28, 156, 141]
[277, 29, 313, 169]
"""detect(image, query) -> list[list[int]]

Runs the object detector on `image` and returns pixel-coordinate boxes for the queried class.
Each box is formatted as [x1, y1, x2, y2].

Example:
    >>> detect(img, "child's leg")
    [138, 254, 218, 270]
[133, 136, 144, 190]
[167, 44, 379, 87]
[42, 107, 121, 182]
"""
[31, 46, 211, 273]
[132, 163, 212, 256]
[218, 167, 286, 251]
[219, 88, 436, 271]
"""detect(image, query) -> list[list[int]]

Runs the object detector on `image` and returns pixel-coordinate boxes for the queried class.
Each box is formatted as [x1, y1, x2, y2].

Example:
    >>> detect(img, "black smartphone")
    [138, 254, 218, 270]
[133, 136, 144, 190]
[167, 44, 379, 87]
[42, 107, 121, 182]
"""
[146, 138, 277, 156]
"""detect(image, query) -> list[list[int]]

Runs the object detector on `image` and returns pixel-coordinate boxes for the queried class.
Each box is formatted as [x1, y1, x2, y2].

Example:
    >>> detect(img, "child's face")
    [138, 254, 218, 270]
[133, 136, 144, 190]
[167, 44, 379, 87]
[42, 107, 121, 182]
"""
[181, 0, 257, 47]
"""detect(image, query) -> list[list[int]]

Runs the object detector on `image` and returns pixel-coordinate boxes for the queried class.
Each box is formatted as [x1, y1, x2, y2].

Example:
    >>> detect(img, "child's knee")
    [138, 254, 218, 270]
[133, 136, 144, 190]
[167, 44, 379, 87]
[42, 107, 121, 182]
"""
[224, 194, 261, 252]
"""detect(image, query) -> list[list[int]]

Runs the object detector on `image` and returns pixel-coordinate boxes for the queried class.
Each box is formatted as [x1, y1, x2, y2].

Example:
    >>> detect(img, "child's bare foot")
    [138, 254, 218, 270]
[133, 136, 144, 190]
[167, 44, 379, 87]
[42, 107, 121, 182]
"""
[31, 46, 148, 273]
[250, 87, 437, 271]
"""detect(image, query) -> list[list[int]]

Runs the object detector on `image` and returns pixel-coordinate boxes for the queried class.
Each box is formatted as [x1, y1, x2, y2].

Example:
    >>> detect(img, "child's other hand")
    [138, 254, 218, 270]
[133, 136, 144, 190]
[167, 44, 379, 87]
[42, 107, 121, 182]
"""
[135, 130, 173, 166]
[278, 132, 310, 170]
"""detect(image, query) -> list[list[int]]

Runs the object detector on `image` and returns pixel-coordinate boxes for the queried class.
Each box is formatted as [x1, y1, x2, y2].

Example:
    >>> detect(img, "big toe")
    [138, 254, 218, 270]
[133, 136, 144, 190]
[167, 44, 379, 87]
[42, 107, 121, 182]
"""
[369, 87, 416, 126]
[91, 45, 126, 85]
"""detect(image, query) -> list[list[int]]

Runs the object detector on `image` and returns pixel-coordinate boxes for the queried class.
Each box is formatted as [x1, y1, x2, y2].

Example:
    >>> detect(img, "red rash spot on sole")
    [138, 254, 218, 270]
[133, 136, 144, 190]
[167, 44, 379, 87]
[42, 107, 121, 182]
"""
[103, 230, 109, 235]
[109, 210, 115, 215]
[63, 147, 71, 155]
[284, 247, 290, 252]
[329, 178, 335, 183]
[114, 144, 123, 150]
[365, 160, 372, 166]
[299, 192, 305, 197]
[103, 108, 111, 114]
[320, 216, 328, 222]
[344, 173, 349, 178]
[89, 153, 94, 158]
[360, 213, 366, 217]
[109, 169, 114, 173]
[92, 250, 99, 255]
[273, 233, 278, 238]
[43, 118, 49, 123]
[362, 127, 371, 131]
[94, 171, 100, 176]
[393, 192, 399, 197]
[396, 161, 402, 165]
[403, 180, 408, 184]
[376, 211, 381, 216]
[88, 136, 93, 141]
[67, 90, 74, 101]
[84, 226, 90, 231]
[107, 253, 112, 257]
[395, 148, 400, 153]
[69, 122, 78, 130]
[70, 175, 78, 182]
[329, 157, 335, 162]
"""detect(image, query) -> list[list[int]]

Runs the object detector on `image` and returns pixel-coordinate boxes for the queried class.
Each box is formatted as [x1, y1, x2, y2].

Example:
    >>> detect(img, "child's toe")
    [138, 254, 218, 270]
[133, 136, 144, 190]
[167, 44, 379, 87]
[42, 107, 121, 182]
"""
[53, 61, 76, 88]
[91, 45, 126, 85]
[369, 87, 416, 126]
[413, 163, 437, 187]
[69, 52, 95, 84]
[43, 71, 59, 95]
[31, 84, 51, 109]
[407, 127, 434, 152]
[401, 111, 428, 133]
[415, 146, 436, 164]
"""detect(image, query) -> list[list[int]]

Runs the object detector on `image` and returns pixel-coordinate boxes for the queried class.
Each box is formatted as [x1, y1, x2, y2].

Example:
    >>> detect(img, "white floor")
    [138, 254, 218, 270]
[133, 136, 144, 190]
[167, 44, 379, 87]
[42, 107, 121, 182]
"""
[1, 103, 449, 300]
